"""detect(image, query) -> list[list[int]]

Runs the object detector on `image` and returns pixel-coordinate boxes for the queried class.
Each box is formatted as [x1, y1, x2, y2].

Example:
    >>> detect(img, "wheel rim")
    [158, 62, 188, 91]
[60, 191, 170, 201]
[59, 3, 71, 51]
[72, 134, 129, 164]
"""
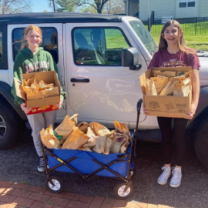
[48, 179, 61, 191]
[0, 115, 6, 139]
[117, 185, 131, 197]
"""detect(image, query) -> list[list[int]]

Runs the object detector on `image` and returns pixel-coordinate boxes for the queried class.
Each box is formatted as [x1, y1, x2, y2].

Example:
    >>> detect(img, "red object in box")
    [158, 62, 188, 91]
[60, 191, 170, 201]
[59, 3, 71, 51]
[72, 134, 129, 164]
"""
[27, 104, 59, 115]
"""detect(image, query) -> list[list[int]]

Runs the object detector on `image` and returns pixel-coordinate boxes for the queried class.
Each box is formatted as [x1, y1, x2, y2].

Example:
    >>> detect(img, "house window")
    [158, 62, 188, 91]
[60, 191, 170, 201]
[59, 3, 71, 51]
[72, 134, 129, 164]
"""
[188, 0, 195, 7]
[179, 0, 187, 7]
[179, 0, 195, 8]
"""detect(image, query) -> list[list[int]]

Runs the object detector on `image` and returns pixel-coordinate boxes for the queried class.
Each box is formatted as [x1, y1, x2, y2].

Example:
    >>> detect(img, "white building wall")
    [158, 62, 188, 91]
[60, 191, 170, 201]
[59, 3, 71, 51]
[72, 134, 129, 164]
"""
[175, 0, 199, 18]
[139, 0, 149, 21]
[139, 0, 176, 21]
[132, 0, 208, 21]
[198, 0, 208, 17]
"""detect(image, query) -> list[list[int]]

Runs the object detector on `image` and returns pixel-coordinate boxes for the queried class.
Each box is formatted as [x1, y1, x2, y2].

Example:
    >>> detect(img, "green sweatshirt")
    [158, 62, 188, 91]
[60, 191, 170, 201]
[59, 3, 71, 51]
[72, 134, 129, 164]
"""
[11, 47, 66, 105]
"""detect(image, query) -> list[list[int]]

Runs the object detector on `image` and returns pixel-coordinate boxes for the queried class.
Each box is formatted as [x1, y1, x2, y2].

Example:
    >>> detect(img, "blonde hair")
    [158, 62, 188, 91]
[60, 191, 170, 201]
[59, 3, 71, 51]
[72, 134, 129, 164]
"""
[159, 20, 195, 54]
[21, 25, 42, 49]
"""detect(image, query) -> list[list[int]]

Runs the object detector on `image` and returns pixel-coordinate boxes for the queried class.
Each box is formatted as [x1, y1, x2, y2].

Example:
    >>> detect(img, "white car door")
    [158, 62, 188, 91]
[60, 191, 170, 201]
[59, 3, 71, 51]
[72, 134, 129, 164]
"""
[65, 23, 146, 128]
[8, 23, 66, 122]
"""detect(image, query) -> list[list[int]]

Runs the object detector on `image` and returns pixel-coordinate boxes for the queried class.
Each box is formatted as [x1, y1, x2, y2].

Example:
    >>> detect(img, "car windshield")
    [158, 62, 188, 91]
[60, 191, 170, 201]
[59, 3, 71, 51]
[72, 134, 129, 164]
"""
[129, 20, 157, 55]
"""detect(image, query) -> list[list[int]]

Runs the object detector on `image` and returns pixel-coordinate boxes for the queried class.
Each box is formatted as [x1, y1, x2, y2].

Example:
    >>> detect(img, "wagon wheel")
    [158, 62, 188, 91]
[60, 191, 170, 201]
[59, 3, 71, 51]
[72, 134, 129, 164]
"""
[113, 182, 133, 199]
[47, 175, 64, 193]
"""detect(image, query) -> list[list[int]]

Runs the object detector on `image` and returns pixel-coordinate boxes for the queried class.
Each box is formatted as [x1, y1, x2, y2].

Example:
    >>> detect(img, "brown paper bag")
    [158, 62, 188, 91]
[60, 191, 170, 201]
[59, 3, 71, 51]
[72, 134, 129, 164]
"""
[62, 127, 89, 149]
[42, 87, 59, 97]
[70, 114, 79, 126]
[92, 136, 107, 153]
[83, 127, 96, 148]
[23, 76, 35, 86]
[40, 125, 60, 149]
[173, 77, 192, 97]
[30, 78, 40, 90]
[146, 79, 157, 95]
[55, 115, 76, 140]
[39, 80, 54, 90]
[104, 136, 113, 155]
[111, 126, 130, 153]
[160, 72, 192, 96]
[78, 122, 89, 134]
[114, 121, 128, 131]
[159, 79, 178, 96]
[173, 85, 191, 97]
[120, 141, 130, 153]
[151, 77, 169, 94]
[78, 146, 92, 152]
[114, 121, 131, 139]
[89, 122, 111, 136]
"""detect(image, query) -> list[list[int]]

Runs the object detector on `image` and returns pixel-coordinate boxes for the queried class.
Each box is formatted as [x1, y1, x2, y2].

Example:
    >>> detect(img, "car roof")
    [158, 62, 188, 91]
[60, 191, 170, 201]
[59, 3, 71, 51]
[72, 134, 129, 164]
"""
[0, 12, 123, 24]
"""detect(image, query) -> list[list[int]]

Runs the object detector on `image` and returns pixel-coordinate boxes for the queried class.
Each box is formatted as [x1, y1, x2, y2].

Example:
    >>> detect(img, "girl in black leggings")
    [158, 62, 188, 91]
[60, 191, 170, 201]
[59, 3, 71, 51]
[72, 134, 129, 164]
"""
[146, 20, 200, 188]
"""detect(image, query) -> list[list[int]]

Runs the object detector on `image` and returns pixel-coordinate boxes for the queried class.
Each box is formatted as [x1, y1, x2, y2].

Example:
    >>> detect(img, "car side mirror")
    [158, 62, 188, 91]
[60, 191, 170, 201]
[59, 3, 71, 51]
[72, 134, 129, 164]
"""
[121, 47, 142, 70]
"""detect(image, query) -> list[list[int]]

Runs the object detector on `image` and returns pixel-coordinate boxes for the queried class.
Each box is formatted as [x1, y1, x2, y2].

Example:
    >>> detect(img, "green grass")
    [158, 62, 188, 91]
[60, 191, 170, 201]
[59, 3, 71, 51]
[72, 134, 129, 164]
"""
[150, 21, 208, 36]
[152, 35, 208, 51]
[149, 21, 208, 51]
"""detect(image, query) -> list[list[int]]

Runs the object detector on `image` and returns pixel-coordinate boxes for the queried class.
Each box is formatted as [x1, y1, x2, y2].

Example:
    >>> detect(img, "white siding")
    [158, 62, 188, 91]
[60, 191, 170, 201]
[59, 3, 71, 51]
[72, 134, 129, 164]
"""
[139, 0, 176, 21]
[175, 0, 199, 18]
[139, 0, 149, 21]
[198, 0, 208, 17]
[131, 0, 208, 21]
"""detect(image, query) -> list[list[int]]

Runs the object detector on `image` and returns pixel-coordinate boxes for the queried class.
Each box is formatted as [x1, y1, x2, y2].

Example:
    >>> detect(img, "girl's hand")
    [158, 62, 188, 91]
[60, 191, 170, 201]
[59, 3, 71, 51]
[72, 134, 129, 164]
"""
[20, 103, 32, 114]
[143, 104, 149, 115]
[56, 99, 63, 109]
[185, 103, 197, 120]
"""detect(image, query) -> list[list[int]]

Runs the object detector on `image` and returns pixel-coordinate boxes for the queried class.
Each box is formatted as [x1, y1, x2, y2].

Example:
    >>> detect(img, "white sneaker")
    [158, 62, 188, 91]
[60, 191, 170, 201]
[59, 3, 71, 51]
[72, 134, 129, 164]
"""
[169, 167, 182, 188]
[157, 166, 171, 185]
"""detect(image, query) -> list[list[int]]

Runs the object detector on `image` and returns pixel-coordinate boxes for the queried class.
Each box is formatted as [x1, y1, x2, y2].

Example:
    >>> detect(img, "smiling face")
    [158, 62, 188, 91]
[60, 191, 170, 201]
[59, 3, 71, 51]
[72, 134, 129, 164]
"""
[24, 30, 42, 49]
[162, 25, 183, 47]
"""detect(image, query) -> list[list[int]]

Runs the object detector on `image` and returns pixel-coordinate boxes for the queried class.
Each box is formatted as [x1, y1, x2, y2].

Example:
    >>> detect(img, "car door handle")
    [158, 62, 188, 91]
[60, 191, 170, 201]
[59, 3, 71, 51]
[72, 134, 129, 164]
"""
[70, 78, 90, 83]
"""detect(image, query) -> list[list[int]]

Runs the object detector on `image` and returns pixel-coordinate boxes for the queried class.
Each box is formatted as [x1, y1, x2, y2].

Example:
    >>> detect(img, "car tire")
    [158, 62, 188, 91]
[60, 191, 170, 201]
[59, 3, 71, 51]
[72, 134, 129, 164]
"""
[194, 116, 208, 171]
[0, 97, 25, 149]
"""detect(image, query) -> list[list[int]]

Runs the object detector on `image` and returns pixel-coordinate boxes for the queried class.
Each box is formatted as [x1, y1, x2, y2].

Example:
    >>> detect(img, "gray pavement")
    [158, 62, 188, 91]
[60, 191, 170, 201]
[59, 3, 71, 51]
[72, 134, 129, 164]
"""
[0, 128, 207, 208]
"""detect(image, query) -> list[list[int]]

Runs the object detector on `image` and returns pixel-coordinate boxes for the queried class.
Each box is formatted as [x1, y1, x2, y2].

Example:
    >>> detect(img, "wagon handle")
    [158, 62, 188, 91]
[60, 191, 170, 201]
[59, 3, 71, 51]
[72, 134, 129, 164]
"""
[133, 98, 143, 157]
[137, 98, 143, 113]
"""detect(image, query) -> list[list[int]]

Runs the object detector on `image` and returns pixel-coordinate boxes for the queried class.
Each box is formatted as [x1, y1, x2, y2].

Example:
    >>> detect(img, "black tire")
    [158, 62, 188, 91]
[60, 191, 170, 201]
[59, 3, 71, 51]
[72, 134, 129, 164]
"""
[113, 182, 133, 199]
[194, 116, 208, 171]
[0, 97, 25, 149]
[47, 175, 64, 193]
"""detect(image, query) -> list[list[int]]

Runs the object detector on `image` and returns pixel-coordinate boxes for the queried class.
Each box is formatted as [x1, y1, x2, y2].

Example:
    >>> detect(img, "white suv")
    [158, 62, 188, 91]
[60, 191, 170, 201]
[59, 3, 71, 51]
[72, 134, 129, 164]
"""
[0, 12, 208, 170]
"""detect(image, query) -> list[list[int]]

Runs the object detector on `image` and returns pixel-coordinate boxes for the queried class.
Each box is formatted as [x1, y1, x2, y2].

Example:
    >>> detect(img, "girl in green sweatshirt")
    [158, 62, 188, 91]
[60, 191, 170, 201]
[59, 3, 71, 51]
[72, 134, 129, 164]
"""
[11, 25, 66, 172]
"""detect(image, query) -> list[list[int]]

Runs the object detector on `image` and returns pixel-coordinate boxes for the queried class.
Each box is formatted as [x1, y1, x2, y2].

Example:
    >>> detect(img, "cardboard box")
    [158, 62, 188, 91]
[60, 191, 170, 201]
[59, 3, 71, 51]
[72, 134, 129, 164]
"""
[14, 71, 60, 115]
[139, 66, 192, 118]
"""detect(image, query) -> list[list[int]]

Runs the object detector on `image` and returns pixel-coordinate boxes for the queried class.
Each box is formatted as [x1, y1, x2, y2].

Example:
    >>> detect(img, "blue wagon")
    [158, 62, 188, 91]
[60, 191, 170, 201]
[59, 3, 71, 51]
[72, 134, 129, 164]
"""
[42, 99, 142, 199]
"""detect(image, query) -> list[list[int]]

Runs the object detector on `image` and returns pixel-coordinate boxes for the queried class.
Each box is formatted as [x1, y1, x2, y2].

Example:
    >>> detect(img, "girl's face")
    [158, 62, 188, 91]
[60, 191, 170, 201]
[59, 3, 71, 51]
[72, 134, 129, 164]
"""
[162, 25, 182, 46]
[25, 30, 42, 48]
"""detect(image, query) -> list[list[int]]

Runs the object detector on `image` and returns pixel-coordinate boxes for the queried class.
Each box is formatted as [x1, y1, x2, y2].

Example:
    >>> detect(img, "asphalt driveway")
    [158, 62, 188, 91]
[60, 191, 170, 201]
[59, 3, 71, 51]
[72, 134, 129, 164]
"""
[0, 128, 207, 208]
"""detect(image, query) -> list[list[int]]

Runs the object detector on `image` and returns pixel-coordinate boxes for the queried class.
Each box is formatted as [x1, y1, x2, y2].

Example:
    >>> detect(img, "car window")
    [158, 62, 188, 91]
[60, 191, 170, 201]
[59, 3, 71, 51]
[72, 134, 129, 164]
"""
[129, 20, 157, 55]
[12, 27, 58, 63]
[72, 27, 131, 66]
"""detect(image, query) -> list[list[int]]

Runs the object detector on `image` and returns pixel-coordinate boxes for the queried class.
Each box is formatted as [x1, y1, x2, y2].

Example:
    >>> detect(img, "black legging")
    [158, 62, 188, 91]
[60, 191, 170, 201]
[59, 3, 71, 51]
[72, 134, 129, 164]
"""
[157, 117, 189, 166]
